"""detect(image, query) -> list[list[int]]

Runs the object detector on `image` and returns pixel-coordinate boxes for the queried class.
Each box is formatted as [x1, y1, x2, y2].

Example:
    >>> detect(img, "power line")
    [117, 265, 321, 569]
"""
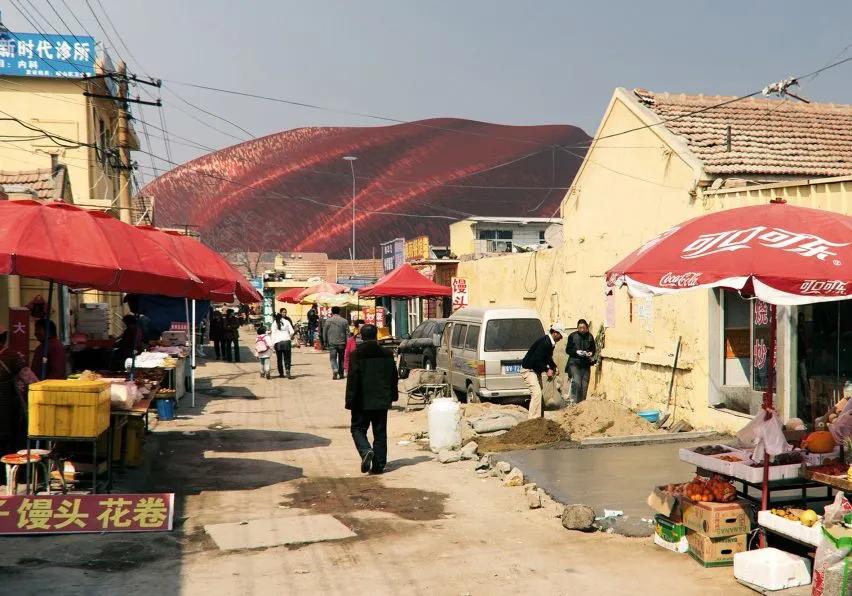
[83, 0, 123, 63]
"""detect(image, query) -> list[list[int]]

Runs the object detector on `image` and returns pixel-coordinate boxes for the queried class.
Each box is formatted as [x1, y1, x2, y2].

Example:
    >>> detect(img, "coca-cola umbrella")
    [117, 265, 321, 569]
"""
[605, 199, 852, 522]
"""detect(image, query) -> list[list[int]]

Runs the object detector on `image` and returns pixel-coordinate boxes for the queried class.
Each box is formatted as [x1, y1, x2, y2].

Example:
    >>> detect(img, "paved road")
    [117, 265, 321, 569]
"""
[0, 345, 749, 595]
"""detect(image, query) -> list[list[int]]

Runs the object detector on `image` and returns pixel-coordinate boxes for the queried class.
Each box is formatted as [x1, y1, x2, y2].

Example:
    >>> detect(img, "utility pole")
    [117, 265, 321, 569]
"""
[343, 156, 357, 263]
[116, 61, 132, 224]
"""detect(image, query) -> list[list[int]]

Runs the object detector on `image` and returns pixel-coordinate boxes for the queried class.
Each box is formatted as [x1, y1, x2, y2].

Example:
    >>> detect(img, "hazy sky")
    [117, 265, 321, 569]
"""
[5, 1, 852, 182]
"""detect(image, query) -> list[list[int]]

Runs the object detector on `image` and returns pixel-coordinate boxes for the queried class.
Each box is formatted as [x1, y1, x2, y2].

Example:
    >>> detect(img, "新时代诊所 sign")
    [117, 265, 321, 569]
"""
[0, 32, 96, 79]
[0, 494, 174, 535]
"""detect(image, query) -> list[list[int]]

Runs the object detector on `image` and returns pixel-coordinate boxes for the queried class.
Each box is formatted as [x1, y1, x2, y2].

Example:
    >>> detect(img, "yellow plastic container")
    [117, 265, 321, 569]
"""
[28, 380, 110, 438]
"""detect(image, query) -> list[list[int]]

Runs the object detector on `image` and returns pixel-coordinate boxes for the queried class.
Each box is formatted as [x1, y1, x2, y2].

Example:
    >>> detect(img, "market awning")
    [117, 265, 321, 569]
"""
[276, 287, 306, 304]
[358, 263, 451, 298]
[0, 200, 201, 298]
[295, 282, 349, 303]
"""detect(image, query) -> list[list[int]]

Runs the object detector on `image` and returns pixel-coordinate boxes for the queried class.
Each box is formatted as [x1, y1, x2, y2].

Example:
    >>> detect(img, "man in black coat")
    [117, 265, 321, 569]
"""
[345, 324, 399, 474]
[520, 322, 565, 419]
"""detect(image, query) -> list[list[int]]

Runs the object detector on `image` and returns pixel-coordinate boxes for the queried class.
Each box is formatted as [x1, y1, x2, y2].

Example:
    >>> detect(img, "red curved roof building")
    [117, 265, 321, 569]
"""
[142, 118, 589, 257]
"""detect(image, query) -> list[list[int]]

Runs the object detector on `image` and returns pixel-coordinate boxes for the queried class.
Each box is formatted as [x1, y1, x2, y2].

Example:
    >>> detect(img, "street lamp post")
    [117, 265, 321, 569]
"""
[343, 156, 357, 262]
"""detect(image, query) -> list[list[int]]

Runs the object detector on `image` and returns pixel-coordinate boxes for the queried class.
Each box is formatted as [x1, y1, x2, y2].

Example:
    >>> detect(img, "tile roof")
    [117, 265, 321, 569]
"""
[0, 166, 69, 200]
[633, 89, 852, 177]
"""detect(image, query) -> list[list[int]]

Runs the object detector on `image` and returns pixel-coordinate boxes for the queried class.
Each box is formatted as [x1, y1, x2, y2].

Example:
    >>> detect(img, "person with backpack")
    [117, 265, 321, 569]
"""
[253, 325, 273, 379]
[270, 313, 295, 378]
[565, 319, 597, 403]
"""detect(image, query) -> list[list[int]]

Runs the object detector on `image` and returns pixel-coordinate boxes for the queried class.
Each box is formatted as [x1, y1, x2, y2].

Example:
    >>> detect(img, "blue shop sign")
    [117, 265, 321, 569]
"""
[0, 31, 96, 78]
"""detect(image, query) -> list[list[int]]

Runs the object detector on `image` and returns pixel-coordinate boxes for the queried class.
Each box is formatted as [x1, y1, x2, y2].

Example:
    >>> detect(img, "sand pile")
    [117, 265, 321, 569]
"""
[476, 418, 569, 453]
[559, 398, 660, 440]
[462, 402, 528, 419]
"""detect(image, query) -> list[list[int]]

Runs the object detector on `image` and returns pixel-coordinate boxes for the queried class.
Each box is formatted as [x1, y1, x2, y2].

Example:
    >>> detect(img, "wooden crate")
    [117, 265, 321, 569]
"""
[28, 380, 110, 438]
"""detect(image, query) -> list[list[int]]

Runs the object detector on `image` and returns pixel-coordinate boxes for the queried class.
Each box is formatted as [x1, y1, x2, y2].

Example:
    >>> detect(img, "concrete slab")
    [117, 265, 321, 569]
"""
[205, 514, 356, 551]
[497, 438, 716, 536]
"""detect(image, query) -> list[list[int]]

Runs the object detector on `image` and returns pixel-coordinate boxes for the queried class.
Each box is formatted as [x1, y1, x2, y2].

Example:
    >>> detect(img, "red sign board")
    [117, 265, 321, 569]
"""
[8, 307, 29, 360]
[0, 493, 174, 535]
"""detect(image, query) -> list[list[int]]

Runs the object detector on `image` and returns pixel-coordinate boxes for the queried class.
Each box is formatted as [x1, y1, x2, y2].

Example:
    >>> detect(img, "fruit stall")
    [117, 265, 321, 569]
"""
[648, 416, 852, 593]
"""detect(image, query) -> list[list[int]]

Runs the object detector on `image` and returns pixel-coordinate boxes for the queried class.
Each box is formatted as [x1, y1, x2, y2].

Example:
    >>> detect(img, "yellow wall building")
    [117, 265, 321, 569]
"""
[458, 88, 852, 433]
[0, 53, 140, 340]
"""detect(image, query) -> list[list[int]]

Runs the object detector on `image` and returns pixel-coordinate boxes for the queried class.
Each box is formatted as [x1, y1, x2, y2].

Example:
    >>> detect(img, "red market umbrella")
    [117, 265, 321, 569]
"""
[0, 200, 201, 297]
[295, 282, 349, 302]
[606, 200, 852, 305]
[276, 287, 306, 303]
[137, 226, 255, 302]
[605, 199, 852, 525]
[359, 263, 451, 298]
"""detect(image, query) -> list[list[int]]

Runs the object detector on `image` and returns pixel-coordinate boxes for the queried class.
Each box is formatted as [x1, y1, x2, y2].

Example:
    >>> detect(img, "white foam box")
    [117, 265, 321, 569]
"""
[653, 532, 689, 554]
[756, 510, 822, 547]
[729, 460, 802, 483]
[803, 448, 841, 466]
[678, 445, 747, 476]
[733, 547, 811, 591]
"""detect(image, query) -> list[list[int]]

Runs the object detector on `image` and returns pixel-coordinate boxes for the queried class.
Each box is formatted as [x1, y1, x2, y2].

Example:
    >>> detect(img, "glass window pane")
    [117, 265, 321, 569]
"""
[452, 324, 467, 348]
[484, 319, 544, 351]
[723, 290, 751, 386]
[464, 325, 480, 350]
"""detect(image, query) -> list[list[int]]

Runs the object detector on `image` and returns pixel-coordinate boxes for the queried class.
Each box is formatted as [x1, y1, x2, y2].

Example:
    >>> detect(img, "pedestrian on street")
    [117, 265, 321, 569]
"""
[343, 319, 365, 376]
[278, 307, 295, 329]
[565, 319, 597, 403]
[210, 310, 224, 360]
[223, 309, 241, 363]
[323, 306, 349, 380]
[519, 322, 565, 419]
[0, 325, 28, 479]
[307, 304, 319, 347]
[253, 325, 272, 379]
[271, 312, 295, 378]
[345, 324, 398, 474]
[32, 319, 67, 380]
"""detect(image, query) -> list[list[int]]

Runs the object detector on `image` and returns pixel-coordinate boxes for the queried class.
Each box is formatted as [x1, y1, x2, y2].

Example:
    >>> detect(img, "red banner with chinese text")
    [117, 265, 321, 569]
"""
[0, 493, 174, 535]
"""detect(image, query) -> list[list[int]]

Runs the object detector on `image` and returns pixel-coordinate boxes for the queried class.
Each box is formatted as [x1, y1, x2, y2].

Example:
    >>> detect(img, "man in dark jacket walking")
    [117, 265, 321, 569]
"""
[323, 306, 349, 380]
[520, 322, 565, 419]
[565, 319, 596, 403]
[345, 324, 398, 474]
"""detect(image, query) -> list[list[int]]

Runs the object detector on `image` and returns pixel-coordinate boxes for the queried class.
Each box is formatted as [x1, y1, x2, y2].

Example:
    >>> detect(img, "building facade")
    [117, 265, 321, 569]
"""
[450, 217, 562, 260]
[458, 87, 852, 432]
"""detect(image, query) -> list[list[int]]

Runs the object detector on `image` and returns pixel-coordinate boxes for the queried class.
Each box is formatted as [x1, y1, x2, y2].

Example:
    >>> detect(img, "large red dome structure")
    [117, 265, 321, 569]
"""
[141, 118, 589, 256]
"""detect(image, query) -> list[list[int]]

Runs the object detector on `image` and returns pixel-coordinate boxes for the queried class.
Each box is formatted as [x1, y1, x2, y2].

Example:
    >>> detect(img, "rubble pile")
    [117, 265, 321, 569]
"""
[475, 418, 569, 453]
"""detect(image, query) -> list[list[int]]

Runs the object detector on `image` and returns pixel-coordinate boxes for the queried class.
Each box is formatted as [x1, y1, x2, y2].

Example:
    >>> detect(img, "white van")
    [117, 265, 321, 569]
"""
[436, 307, 545, 403]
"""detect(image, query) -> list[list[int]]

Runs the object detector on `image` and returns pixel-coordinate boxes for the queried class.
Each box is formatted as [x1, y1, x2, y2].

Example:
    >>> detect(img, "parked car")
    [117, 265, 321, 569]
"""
[397, 318, 447, 378]
[436, 307, 544, 403]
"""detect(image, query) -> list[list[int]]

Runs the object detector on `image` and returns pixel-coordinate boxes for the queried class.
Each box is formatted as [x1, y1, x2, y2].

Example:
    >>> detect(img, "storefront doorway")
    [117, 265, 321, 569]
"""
[795, 302, 852, 422]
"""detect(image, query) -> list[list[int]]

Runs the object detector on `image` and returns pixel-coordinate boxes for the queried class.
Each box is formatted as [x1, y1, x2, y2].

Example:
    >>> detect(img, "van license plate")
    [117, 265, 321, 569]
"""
[502, 364, 522, 375]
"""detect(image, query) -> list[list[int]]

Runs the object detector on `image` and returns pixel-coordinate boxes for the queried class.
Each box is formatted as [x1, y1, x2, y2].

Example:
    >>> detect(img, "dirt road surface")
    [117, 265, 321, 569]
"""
[0, 346, 749, 596]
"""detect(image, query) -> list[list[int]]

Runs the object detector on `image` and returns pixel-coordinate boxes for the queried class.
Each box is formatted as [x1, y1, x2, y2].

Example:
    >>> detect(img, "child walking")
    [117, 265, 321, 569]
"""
[254, 325, 272, 379]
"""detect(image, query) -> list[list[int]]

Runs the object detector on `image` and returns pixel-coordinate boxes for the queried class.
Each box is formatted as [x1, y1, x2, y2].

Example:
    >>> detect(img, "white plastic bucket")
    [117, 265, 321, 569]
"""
[428, 397, 461, 453]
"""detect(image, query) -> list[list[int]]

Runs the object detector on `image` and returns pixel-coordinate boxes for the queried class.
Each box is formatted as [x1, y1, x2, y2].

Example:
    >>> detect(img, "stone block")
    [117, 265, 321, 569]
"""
[561, 505, 596, 531]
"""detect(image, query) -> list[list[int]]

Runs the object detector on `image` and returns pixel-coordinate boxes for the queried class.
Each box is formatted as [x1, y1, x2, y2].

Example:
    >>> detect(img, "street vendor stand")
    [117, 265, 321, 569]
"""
[608, 199, 852, 551]
[359, 263, 452, 344]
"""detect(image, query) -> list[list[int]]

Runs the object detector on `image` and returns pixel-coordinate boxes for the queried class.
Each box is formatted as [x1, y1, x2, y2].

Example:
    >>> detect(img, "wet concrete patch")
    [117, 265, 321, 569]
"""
[281, 476, 448, 522]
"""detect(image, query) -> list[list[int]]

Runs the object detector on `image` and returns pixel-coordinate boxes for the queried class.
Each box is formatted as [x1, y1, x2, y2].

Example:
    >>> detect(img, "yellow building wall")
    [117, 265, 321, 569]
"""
[0, 77, 119, 208]
[449, 220, 476, 257]
[459, 93, 744, 432]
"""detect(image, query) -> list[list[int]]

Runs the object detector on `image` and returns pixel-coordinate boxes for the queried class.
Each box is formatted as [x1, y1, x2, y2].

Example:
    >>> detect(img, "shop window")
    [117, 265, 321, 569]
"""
[721, 290, 776, 392]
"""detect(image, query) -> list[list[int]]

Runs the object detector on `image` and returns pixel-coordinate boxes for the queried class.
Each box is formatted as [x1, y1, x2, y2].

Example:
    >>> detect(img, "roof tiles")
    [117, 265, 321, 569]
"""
[634, 89, 852, 177]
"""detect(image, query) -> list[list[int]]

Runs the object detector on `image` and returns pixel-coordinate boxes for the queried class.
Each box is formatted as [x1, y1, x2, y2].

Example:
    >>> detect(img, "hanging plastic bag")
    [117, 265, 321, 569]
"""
[812, 492, 852, 596]
[736, 411, 791, 461]
[830, 403, 852, 445]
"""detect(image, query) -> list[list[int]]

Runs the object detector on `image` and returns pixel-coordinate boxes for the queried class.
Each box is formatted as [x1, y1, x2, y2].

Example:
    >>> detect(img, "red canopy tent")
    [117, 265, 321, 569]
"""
[606, 199, 852, 541]
[276, 287, 306, 304]
[359, 263, 451, 298]
[137, 226, 259, 303]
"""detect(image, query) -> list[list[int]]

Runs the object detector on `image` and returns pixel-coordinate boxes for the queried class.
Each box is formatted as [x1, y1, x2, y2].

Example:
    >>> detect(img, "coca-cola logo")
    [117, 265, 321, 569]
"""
[681, 227, 848, 262]
[800, 280, 849, 296]
[659, 272, 701, 288]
